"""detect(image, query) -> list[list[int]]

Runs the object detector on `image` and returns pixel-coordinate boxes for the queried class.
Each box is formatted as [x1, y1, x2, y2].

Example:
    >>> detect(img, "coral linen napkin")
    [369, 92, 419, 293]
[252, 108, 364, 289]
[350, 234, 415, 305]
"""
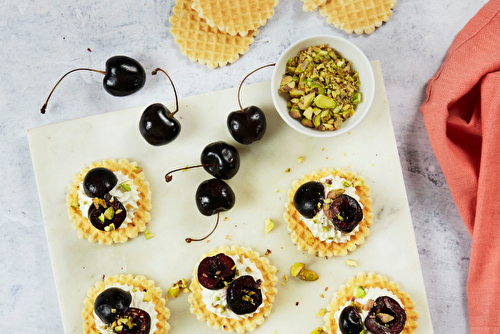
[419, 0, 500, 332]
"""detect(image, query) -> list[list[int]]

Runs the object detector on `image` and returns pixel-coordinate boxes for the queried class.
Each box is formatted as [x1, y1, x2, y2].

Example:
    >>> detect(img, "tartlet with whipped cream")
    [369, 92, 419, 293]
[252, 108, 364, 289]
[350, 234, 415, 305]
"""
[66, 159, 151, 245]
[188, 245, 278, 333]
[284, 168, 373, 257]
[323, 272, 419, 334]
[82, 274, 170, 334]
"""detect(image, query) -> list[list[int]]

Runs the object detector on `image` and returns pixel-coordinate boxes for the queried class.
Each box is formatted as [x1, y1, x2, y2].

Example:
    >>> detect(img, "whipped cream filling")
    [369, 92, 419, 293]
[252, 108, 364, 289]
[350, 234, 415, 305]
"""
[78, 171, 140, 228]
[93, 283, 159, 334]
[300, 175, 363, 243]
[200, 254, 267, 320]
[334, 287, 404, 334]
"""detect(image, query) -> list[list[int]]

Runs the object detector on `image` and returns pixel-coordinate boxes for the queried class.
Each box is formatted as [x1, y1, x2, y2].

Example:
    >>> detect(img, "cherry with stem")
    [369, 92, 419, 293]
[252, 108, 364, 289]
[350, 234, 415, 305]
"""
[41, 55, 146, 114]
[139, 67, 182, 146]
[227, 63, 276, 145]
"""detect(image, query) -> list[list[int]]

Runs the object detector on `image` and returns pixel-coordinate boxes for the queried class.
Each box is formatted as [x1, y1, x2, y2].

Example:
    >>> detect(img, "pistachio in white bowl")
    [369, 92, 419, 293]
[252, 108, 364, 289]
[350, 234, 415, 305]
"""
[271, 35, 375, 137]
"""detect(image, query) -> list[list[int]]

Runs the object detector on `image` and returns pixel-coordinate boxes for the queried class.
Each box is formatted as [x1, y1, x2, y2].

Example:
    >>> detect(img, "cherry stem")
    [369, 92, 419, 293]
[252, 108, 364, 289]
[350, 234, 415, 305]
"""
[40, 68, 106, 114]
[165, 163, 215, 182]
[152, 68, 179, 116]
[237, 63, 276, 111]
[186, 212, 220, 243]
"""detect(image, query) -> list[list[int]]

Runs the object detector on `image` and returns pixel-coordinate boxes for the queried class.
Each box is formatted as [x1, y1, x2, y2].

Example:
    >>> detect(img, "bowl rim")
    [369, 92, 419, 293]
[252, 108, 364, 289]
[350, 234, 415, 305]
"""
[271, 34, 375, 138]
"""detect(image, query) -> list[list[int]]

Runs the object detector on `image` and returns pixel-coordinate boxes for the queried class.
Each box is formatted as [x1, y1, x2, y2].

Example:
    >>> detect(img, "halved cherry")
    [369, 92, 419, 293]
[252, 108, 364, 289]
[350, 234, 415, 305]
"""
[226, 275, 263, 315]
[94, 287, 132, 324]
[197, 253, 236, 290]
[88, 194, 127, 231]
[114, 307, 151, 334]
[365, 296, 406, 334]
[326, 194, 363, 233]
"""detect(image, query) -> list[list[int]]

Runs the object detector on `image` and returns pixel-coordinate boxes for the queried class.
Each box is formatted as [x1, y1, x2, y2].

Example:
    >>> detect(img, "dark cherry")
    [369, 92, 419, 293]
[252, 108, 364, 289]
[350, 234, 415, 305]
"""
[293, 181, 325, 219]
[165, 141, 240, 182]
[201, 141, 240, 179]
[41, 55, 145, 114]
[338, 305, 364, 334]
[227, 64, 275, 145]
[227, 105, 267, 145]
[195, 178, 236, 216]
[365, 296, 407, 334]
[88, 194, 127, 231]
[83, 167, 118, 198]
[185, 179, 236, 243]
[115, 307, 151, 334]
[139, 68, 181, 146]
[227, 275, 263, 315]
[94, 287, 132, 324]
[328, 194, 363, 233]
[103, 56, 146, 96]
[197, 253, 236, 290]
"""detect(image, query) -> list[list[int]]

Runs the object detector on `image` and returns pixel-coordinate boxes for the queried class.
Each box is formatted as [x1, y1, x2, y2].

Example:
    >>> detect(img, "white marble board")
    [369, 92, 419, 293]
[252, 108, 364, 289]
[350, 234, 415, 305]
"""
[28, 60, 433, 333]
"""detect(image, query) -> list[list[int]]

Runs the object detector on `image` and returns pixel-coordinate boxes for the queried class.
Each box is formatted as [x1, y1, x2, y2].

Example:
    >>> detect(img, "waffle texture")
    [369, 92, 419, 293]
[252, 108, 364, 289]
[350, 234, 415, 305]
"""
[188, 245, 278, 333]
[301, 0, 327, 12]
[191, 0, 279, 36]
[323, 272, 419, 333]
[82, 274, 170, 334]
[284, 168, 373, 257]
[319, 0, 398, 34]
[67, 159, 151, 245]
[169, 0, 259, 69]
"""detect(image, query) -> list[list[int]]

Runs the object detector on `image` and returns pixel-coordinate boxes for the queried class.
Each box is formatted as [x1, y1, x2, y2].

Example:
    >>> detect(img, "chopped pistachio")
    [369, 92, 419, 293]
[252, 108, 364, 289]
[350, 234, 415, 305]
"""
[310, 327, 325, 334]
[291, 263, 305, 277]
[285, 168, 291, 173]
[168, 284, 180, 298]
[377, 313, 395, 323]
[103, 207, 115, 220]
[299, 269, 319, 281]
[297, 156, 304, 164]
[120, 181, 132, 192]
[104, 223, 115, 232]
[353, 285, 366, 298]
[145, 230, 154, 240]
[345, 259, 358, 267]
[143, 289, 153, 302]
[317, 308, 326, 317]
[132, 165, 143, 173]
[264, 218, 275, 234]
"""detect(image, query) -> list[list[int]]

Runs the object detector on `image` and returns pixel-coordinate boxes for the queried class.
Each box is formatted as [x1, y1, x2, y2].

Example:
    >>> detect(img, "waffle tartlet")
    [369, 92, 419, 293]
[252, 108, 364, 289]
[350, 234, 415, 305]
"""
[188, 245, 278, 333]
[82, 274, 170, 334]
[324, 272, 419, 333]
[284, 168, 373, 257]
[67, 159, 151, 245]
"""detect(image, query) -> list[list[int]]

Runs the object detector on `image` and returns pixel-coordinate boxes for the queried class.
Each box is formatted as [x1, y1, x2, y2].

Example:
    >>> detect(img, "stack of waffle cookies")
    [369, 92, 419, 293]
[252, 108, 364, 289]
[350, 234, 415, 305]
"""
[301, 0, 398, 34]
[170, 0, 279, 69]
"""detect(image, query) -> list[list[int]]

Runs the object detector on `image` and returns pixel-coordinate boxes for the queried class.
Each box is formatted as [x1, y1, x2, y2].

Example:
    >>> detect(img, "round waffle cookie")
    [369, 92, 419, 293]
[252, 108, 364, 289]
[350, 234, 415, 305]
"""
[284, 168, 373, 257]
[319, 0, 398, 34]
[191, 0, 279, 37]
[188, 245, 278, 333]
[82, 274, 170, 334]
[67, 159, 151, 245]
[323, 272, 419, 333]
[301, 0, 327, 12]
[169, 0, 259, 69]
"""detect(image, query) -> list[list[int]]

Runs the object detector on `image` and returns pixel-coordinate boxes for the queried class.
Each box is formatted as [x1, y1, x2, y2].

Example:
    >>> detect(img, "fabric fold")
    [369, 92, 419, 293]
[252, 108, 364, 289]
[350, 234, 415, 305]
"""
[419, 1, 500, 332]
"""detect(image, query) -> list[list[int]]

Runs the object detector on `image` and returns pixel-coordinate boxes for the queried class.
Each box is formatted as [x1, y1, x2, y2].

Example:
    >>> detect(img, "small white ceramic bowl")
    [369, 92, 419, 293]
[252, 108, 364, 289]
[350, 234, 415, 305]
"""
[271, 35, 375, 137]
